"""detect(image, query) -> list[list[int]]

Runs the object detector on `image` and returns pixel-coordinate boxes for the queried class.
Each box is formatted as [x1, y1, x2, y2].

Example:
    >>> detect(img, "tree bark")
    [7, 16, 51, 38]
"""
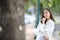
[0, 0, 25, 40]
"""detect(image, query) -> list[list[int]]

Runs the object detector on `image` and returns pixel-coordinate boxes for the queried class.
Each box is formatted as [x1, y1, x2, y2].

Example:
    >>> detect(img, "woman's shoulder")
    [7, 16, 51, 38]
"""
[47, 19, 54, 24]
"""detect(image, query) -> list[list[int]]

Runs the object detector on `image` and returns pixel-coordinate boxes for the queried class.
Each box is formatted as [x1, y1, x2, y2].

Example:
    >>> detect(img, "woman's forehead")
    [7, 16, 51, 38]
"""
[44, 10, 49, 13]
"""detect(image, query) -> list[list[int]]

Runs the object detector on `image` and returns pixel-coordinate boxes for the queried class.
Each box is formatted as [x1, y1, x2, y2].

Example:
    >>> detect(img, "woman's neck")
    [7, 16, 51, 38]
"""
[47, 18, 50, 21]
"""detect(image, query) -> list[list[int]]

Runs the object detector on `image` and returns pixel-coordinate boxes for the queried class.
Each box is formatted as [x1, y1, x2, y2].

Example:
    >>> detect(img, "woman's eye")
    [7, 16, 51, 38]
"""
[45, 11, 48, 13]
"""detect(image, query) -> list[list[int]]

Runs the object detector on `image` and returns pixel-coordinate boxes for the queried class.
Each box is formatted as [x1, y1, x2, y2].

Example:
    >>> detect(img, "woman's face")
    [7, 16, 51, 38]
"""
[43, 10, 50, 19]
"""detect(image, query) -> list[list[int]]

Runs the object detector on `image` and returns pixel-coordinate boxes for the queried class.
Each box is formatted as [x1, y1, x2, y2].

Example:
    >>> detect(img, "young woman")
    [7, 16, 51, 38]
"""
[33, 8, 55, 40]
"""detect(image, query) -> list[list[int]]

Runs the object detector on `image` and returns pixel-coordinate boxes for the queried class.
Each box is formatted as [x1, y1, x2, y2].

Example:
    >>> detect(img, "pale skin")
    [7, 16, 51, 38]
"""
[42, 10, 50, 40]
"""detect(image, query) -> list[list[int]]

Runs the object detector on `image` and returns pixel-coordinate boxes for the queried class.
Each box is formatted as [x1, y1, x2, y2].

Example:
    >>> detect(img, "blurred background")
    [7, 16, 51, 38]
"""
[0, 0, 60, 40]
[24, 0, 60, 40]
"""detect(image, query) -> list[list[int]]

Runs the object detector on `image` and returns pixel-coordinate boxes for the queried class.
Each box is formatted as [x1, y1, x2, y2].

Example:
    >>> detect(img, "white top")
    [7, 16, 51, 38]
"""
[33, 19, 55, 40]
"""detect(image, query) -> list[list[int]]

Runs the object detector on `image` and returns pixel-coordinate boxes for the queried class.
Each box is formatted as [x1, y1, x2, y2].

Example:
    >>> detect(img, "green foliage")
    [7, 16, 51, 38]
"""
[24, 0, 60, 14]
[40, 0, 60, 14]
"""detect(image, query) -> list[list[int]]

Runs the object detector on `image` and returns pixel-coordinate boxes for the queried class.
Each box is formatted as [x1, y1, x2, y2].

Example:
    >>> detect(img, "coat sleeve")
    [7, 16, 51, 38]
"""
[33, 22, 45, 35]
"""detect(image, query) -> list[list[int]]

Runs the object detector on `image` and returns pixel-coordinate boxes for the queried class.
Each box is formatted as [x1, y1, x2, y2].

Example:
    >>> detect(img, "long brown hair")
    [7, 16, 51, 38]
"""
[41, 8, 55, 24]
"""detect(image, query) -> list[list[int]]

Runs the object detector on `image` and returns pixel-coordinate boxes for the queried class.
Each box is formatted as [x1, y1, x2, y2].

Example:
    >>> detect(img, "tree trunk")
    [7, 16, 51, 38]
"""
[0, 0, 25, 40]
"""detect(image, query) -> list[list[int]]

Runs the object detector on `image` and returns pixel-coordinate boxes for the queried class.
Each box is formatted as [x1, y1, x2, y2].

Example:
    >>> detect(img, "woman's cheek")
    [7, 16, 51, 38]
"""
[44, 14, 46, 18]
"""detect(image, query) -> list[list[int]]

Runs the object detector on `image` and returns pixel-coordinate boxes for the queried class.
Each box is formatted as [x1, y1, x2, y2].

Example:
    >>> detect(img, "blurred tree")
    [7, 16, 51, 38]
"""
[0, 0, 25, 40]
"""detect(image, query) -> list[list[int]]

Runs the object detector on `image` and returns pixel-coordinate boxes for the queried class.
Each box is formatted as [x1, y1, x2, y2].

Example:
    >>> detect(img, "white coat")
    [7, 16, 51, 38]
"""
[33, 19, 55, 40]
